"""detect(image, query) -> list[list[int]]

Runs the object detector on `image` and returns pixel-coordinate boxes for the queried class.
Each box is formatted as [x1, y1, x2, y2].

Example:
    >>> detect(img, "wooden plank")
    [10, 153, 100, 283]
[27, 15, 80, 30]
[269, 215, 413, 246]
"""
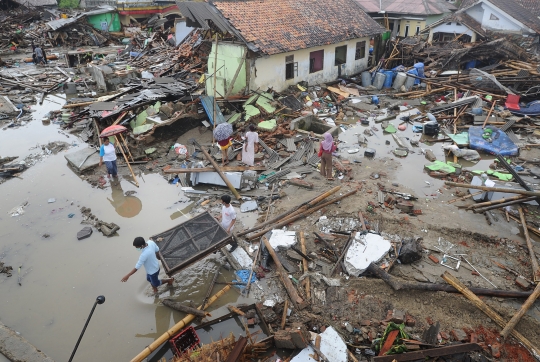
[164, 166, 267, 173]
[373, 343, 482, 361]
[299, 232, 310, 299]
[501, 282, 540, 339]
[263, 236, 307, 310]
[280, 299, 289, 330]
[224, 336, 248, 362]
[378, 329, 399, 356]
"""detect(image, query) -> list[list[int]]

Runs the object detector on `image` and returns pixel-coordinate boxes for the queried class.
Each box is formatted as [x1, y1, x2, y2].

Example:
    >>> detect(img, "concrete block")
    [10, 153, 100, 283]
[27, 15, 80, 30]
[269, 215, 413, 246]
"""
[515, 276, 531, 290]
[450, 329, 468, 342]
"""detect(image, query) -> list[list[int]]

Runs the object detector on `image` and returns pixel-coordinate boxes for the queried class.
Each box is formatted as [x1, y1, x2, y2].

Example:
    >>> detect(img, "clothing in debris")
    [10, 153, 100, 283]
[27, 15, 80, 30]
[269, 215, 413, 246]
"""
[217, 137, 232, 150]
[242, 129, 259, 166]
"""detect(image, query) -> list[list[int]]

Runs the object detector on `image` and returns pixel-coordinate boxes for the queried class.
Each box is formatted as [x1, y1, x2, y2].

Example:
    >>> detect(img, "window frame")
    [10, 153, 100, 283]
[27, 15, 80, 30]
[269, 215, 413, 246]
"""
[309, 50, 324, 73]
[334, 45, 347, 66]
[355, 41, 366, 60]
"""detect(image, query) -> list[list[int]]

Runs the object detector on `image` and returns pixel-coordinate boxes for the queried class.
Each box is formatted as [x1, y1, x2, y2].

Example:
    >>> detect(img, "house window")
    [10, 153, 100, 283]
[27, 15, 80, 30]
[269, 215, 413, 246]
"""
[456, 22, 462, 26]
[285, 55, 298, 80]
[335, 45, 347, 66]
[355, 41, 366, 60]
[397, 24, 401, 34]
[490, 13, 499, 20]
[446, 22, 452, 25]
[404, 25, 410, 37]
[309, 50, 324, 73]
[415, 26, 420, 35]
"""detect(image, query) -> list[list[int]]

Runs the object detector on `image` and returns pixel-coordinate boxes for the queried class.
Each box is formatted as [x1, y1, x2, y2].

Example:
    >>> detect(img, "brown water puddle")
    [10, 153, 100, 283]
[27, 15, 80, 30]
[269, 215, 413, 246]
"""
[0, 96, 252, 361]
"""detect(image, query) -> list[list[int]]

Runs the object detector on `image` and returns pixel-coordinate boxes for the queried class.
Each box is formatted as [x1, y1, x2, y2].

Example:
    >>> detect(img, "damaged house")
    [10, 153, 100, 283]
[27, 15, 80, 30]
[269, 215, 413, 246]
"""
[423, 0, 540, 45]
[177, 0, 385, 95]
[354, 0, 456, 38]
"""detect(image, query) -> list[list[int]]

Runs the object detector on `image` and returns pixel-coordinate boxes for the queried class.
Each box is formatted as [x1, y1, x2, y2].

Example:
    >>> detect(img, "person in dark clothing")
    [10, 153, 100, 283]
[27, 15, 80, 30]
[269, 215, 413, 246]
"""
[34, 45, 45, 65]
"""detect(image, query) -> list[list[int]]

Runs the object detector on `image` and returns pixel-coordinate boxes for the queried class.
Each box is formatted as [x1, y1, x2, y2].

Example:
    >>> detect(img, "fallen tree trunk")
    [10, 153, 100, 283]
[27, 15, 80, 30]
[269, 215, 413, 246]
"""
[162, 299, 211, 318]
[367, 263, 534, 298]
[247, 188, 358, 241]
[237, 186, 341, 237]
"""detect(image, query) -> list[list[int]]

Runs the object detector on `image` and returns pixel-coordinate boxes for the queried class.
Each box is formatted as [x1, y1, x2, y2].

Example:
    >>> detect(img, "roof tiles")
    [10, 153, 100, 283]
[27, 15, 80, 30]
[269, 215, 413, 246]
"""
[212, 0, 385, 55]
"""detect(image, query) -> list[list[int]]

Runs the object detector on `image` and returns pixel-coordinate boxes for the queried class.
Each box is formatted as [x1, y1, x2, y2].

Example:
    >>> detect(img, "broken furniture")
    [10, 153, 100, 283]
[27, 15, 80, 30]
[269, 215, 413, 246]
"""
[152, 211, 233, 276]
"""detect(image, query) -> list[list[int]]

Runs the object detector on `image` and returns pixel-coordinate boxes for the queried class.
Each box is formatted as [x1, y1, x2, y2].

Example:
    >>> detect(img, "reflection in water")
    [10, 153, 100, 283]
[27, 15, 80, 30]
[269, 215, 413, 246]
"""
[108, 182, 142, 218]
[170, 202, 195, 220]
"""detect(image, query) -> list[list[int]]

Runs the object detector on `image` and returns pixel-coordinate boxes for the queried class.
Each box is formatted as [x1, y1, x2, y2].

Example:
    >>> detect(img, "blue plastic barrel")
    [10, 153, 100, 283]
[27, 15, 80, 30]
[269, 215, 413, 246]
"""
[383, 70, 394, 88]
[414, 62, 425, 78]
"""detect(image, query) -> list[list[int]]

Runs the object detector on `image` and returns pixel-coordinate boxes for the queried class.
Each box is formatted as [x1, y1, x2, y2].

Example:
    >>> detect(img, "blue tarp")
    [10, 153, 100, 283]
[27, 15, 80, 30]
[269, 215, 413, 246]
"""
[509, 100, 540, 116]
[233, 269, 257, 290]
[468, 126, 519, 156]
[200, 95, 226, 125]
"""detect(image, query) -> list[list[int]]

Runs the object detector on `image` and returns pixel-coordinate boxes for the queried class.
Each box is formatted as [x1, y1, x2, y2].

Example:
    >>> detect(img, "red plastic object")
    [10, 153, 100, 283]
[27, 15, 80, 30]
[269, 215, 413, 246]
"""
[505, 94, 520, 111]
[100, 125, 127, 137]
[169, 326, 200, 357]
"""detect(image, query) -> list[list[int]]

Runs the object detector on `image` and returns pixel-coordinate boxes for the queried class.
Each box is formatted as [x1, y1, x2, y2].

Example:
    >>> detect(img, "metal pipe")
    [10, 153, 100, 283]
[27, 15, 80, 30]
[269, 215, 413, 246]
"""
[68, 295, 105, 362]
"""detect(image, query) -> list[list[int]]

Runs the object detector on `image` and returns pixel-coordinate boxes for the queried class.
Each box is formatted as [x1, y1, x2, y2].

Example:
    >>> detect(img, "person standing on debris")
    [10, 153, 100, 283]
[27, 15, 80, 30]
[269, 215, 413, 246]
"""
[121, 237, 174, 294]
[242, 124, 259, 166]
[99, 137, 118, 179]
[319, 132, 337, 181]
[217, 137, 232, 166]
[219, 195, 236, 234]
[34, 45, 45, 65]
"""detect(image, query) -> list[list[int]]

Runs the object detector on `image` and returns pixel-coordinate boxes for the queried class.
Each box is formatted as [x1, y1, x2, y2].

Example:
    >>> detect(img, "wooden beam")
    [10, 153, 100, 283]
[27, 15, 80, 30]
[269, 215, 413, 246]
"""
[164, 166, 266, 174]
[373, 343, 482, 362]
[501, 282, 540, 339]
[519, 207, 540, 282]
[280, 299, 288, 330]
[445, 181, 540, 198]
[299, 231, 310, 299]
[262, 236, 307, 310]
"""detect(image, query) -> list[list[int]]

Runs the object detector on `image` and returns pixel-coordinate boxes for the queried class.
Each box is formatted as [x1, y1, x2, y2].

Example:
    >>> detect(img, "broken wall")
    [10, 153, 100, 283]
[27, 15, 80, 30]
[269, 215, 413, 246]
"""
[249, 37, 370, 92]
[466, 3, 529, 34]
[206, 42, 248, 97]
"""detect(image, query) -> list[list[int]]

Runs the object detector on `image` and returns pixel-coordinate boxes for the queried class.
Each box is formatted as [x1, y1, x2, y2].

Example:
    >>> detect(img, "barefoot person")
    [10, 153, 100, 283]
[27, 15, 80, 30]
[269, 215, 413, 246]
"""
[99, 137, 118, 178]
[319, 132, 337, 181]
[217, 137, 232, 166]
[121, 237, 173, 294]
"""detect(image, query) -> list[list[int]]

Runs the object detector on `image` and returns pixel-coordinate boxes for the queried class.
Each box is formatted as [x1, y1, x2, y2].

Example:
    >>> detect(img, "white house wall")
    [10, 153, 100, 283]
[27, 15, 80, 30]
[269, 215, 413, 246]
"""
[249, 38, 370, 92]
[430, 22, 473, 36]
[465, 3, 526, 33]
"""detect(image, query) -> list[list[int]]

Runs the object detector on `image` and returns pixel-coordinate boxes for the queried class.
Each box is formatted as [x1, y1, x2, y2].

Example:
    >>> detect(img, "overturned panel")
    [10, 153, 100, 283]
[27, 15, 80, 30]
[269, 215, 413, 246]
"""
[152, 211, 232, 276]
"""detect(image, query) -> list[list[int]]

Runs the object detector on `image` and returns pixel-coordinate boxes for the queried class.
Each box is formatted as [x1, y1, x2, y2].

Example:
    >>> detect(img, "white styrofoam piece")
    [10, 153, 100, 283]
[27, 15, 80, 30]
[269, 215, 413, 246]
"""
[344, 232, 391, 276]
[268, 230, 296, 250]
[240, 200, 258, 212]
[230, 246, 253, 268]
[190, 171, 242, 188]
[291, 326, 347, 362]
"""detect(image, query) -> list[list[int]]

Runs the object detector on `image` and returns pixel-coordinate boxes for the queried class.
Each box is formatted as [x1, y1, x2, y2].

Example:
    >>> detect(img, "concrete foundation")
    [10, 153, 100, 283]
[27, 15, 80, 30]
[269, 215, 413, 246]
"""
[0, 322, 54, 362]
[289, 114, 340, 138]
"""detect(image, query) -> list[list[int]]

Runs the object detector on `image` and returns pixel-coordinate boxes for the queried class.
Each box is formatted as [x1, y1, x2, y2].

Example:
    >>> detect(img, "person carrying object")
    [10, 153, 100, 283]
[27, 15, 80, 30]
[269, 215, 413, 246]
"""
[121, 237, 174, 294]
[34, 45, 45, 65]
[99, 137, 118, 179]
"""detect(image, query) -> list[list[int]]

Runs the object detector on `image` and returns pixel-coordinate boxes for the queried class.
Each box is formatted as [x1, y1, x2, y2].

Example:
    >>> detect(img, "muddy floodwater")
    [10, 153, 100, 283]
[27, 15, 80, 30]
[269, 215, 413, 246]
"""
[0, 95, 252, 361]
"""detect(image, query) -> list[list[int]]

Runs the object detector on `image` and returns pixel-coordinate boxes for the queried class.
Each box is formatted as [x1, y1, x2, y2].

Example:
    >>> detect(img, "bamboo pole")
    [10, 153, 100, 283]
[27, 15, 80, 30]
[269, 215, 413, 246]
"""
[248, 189, 358, 240]
[238, 186, 341, 237]
[448, 191, 483, 204]
[508, 214, 540, 238]
[442, 272, 540, 360]
[482, 101, 497, 128]
[501, 283, 540, 339]
[299, 231, 310, 300]
[212, 35, 218, 143]
[473, 196, 537, 213]
[130, 284, 232, 362]
[164, 166, 267, 173]
[519, 207, 540, 283]
[445, 181, 540, 197]
[62, 101, 95, 109]
[114, 135, 139, 187]
[118, 133, 134, 162]
[192, 139, 241, 200]
[263, 236, 306, 310]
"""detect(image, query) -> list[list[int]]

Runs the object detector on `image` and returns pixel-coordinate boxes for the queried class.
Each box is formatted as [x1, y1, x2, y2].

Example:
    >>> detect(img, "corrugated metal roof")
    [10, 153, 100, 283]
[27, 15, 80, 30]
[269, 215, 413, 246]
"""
[176, 1, 235, 33]
[47, 6, 116, 31]
[47, 18, 79, 31]
[12, 0, 56, 6]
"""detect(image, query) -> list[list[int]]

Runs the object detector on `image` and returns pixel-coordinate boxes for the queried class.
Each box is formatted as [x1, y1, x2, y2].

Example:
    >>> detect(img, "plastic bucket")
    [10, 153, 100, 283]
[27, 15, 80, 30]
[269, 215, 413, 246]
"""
[361, 71, 372, 87]
[393, 72, 407, 90]
[373, 72, 386, 90]
[383, 71, 394, 88]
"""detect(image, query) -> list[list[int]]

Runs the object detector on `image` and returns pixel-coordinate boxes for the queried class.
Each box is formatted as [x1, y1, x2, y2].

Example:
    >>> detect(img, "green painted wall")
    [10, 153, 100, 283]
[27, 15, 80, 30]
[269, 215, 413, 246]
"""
[87, 13, 121, 32]
[206, 42, 247, 97]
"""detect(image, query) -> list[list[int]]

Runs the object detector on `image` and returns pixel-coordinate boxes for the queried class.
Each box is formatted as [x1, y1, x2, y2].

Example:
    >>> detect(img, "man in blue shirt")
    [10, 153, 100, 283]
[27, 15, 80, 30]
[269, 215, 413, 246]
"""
[121, 237, 173, 293]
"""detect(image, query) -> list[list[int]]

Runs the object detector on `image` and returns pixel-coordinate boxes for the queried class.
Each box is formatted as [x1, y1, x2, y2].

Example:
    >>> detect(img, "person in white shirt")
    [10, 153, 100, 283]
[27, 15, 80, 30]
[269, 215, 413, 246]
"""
[219, 195, 236, 234]
[121, 237, 173, 294]
[99, 137, 118, 178]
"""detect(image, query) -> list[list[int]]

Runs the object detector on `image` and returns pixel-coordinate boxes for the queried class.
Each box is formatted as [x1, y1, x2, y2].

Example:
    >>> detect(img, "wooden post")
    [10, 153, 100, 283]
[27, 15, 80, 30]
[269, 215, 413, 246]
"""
[299, 231, 310, 299]
[114, 135, 139, 187]
[130, 284, 232, 362]
[358, 211, 368, 231]
[280, 299, 288, 330]
[482, 100, 497, 128]
[238, 186, 341, 237]
[314, 335, 322, 362]
[442, 272, 540, 360]
[501, 283, 540, 339]
[212, 35, 218, 139]
[118, 133, 134, 162]
[248, 189, 358, 240]
[262, 236, 306, 310]
[93, 119, 102, 147]
[445, 181, 540, 197]
[519, 207, 540, 282]
[191, 139, 241, 200]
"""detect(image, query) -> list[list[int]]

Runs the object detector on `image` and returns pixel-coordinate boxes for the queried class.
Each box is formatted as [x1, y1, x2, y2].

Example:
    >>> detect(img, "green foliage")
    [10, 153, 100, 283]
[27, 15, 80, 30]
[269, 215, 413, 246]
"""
[58, 0, 79, 9]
